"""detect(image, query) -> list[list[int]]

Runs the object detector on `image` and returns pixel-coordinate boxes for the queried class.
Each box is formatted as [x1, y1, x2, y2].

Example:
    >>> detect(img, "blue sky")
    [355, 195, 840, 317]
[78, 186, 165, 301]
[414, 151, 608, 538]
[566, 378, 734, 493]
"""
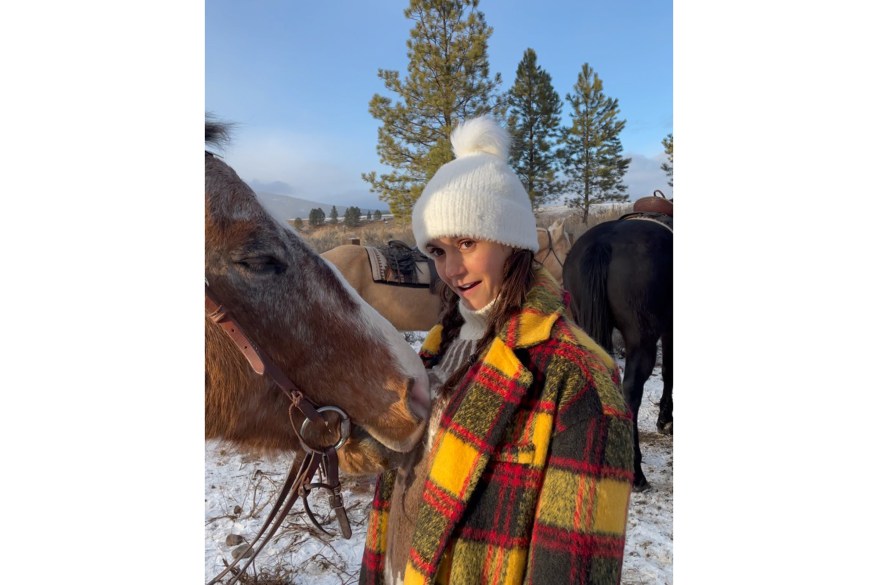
[206, 0, 673, 212]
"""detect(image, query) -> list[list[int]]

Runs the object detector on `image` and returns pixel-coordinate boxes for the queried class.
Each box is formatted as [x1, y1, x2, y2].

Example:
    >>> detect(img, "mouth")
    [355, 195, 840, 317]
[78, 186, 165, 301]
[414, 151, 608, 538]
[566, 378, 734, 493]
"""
[456, 281, 480, 296]
[357, 417, 427, 454]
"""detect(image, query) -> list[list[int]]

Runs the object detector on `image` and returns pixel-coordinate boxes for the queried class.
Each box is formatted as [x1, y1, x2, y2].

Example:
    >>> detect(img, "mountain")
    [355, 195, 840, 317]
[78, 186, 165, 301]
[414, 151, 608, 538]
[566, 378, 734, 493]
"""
[255, 192, 350, 222]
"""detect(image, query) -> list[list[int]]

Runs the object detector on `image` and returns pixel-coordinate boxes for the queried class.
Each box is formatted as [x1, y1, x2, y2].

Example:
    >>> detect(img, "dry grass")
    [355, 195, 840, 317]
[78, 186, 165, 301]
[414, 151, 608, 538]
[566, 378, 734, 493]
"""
[293, 203, 634, 253]
[216, 558, 359, 585]
[548, 203, 634, 243]
[291, 218, 415, 254]
[208, 471, 373, 585]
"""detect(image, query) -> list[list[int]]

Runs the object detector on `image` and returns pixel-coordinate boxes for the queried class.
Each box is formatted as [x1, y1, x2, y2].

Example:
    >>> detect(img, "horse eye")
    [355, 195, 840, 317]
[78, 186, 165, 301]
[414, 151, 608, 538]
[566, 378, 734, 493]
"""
[235, 255, 287, 275]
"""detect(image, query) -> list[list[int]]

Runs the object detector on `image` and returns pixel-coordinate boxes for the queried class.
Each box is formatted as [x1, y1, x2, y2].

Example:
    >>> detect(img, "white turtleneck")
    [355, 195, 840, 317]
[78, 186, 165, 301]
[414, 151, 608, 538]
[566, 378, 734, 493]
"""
[431, 297, 495, 391]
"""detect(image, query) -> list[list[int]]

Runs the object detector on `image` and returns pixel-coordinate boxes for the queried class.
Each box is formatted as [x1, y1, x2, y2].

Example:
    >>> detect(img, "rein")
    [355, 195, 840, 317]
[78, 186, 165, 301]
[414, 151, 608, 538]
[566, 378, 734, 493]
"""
[205, 281, 353, 584]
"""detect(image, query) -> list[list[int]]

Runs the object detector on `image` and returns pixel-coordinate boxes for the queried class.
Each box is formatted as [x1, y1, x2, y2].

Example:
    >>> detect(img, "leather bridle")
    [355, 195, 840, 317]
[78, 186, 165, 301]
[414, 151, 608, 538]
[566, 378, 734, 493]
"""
[205, 280, 353, 585]
[536, 227, 567, 269]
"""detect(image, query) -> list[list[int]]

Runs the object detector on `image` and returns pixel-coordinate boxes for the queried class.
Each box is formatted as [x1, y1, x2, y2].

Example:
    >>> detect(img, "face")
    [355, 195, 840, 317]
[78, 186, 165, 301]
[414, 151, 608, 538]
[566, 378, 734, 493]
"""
[425, 237, 513, 311]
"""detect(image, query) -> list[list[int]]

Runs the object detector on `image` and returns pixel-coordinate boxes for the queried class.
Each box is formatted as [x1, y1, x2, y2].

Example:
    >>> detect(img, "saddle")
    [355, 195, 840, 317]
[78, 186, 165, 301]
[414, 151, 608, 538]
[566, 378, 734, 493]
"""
[365, 240, 438, 289]
[621, 190, 673, 231]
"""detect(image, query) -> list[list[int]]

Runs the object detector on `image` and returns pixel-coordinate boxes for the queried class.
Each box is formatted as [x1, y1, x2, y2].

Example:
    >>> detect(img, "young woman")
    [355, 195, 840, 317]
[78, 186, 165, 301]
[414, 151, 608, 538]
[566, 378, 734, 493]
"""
[358, 116, 634, 585]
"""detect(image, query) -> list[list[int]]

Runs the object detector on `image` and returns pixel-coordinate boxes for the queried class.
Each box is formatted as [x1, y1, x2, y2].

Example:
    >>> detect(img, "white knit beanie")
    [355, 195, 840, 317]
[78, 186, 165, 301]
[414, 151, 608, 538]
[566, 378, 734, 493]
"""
[411, 116, 539, 253]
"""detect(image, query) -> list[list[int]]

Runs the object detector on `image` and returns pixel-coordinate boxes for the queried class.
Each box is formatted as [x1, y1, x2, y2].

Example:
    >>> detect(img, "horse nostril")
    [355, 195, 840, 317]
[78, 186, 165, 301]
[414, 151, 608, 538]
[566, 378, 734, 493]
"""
[406, 376, 431, 421]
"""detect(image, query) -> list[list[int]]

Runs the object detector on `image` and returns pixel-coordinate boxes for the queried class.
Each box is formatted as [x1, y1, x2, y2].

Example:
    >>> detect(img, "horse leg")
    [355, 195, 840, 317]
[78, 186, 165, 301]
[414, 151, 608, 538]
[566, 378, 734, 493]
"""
[623, 340, 658, 492]
[657, 329, 673, 435]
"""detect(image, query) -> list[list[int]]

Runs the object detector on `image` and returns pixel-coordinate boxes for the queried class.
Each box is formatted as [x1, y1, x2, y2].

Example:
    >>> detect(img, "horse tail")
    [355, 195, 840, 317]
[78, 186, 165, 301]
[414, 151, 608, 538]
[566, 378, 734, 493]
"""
[577, 239, 614, 354]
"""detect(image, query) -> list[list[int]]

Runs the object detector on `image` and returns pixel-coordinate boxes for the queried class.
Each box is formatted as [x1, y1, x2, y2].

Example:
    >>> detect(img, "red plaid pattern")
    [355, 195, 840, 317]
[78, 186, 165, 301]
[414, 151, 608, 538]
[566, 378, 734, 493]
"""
[360, 269, 634, 584]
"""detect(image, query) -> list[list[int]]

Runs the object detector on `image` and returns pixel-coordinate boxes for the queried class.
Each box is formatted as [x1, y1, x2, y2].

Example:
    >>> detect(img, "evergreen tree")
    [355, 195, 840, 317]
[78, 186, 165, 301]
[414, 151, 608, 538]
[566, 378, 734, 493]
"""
[308, 208, 325, 227]
[344, 206, 362, 228]
[560, 63, 631, 223]
[292, 217, 304, 230]
[363, 0, 503, 218]
[661, 133, 673, 188]
[506, 48, 563, 209]
[373, 210, 383, 221]
[329, 205, 339, 225]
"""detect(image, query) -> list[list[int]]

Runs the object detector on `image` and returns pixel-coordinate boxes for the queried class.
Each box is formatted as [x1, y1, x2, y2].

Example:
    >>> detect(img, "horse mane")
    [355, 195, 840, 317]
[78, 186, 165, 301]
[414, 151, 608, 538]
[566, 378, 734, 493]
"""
[205, 116, 232, 148]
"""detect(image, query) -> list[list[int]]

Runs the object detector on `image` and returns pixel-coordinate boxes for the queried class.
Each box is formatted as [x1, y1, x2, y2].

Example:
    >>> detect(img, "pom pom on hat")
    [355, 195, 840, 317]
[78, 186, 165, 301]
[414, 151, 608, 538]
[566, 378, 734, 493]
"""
[412, 115, 538, 253]
[451, 115, 510, 159]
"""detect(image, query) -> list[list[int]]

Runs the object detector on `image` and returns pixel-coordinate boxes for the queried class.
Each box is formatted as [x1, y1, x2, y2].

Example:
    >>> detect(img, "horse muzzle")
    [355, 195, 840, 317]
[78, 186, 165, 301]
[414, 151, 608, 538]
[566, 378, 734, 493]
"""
[406, 374, 431, 422]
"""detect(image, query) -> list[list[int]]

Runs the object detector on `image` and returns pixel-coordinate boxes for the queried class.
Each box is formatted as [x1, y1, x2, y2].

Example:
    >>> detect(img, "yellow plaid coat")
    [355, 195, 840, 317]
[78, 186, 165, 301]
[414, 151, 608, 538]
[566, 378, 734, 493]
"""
[360, 269, 634, 584]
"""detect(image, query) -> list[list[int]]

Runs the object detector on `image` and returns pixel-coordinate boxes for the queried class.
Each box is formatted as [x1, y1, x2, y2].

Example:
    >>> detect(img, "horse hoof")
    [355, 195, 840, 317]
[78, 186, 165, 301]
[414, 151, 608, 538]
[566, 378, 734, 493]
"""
[657, 420, 673, 435]
[633, 479, 651, 493]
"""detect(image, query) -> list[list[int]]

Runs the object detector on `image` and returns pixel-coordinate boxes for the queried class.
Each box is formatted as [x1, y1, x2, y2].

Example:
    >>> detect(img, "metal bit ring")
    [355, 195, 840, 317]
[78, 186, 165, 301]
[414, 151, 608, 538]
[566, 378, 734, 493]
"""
[299, 406, 351, 452]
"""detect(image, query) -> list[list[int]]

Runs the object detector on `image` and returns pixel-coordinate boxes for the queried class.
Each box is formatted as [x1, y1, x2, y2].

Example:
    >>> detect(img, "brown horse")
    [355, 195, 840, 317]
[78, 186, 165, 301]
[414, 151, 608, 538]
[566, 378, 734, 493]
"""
[321, 220, 572, 331]
[205, 121, 430, 474]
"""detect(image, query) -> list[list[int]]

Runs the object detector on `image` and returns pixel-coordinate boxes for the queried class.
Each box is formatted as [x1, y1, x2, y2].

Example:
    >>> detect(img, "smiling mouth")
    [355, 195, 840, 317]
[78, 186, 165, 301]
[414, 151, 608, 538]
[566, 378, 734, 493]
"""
[457, 282, 479, 293]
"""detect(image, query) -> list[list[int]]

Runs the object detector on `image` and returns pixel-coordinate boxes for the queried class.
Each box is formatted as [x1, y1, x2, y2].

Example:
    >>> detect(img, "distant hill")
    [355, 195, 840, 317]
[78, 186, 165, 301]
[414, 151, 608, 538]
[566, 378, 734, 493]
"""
[255, 192, 350, 222]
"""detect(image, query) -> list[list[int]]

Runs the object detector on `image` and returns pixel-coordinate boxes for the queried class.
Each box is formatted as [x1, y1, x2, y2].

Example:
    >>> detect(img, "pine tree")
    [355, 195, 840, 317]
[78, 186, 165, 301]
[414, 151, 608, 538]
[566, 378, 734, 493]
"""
[344, 206, 362, 228]
[560, 63, 631, 223]
[661, 133, 673, 188]
[506, 48, 563, 209]
[374, 210, 383, 221]
[292, 217, 304, 230]
[363, 0, 503, 218]
[308, 208, 325, 227]
[329, 205, 339, 225]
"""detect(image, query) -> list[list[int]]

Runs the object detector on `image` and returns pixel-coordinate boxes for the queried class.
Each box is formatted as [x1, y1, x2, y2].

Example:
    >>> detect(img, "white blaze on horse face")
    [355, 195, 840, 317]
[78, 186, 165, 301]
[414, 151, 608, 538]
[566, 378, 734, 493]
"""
[323, 261, 431, 444]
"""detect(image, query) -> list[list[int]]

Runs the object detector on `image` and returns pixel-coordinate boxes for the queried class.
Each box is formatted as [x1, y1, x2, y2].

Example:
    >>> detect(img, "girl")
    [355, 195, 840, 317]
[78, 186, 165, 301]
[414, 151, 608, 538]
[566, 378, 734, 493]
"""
[359, 116, 634, 585]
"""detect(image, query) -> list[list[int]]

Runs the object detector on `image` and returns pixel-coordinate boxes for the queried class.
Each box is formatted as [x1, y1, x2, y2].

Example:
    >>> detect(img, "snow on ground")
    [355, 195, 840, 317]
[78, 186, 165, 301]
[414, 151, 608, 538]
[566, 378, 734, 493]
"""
[535, 202, 634, 224]
[205, 335, 672, 584]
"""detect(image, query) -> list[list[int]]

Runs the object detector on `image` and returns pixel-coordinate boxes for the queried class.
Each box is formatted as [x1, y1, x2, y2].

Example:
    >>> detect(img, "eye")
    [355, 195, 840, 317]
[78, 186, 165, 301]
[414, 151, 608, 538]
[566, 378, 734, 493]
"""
[234, 255, 287, 275]
[426, 247, 444, 259]
[459, 239, 475, 250]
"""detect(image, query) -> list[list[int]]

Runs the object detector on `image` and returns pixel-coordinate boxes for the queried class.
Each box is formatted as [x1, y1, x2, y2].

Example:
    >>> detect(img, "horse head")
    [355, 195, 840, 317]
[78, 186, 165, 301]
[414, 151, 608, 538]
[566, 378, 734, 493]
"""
[204, 121, 430, 471]
[537, 219, 572, 283]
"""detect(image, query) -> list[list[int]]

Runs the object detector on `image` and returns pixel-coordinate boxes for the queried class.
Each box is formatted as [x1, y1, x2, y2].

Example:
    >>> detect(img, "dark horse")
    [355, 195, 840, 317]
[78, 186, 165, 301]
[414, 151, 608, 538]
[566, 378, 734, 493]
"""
[562, 218, 672, 490]
[205, 120, 431, 474]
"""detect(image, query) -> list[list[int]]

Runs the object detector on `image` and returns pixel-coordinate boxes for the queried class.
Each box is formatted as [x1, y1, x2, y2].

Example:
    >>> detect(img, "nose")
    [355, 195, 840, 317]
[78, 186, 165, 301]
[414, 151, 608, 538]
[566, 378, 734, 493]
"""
[443, 252, 465, 280]
[406, 375, 431, 422]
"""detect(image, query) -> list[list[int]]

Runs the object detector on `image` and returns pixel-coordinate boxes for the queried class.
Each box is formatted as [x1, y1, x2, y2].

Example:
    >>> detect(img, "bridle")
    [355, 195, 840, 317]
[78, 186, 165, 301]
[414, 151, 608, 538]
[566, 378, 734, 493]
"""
[205, 280, 353, 585]
[536, 227, 567, 268]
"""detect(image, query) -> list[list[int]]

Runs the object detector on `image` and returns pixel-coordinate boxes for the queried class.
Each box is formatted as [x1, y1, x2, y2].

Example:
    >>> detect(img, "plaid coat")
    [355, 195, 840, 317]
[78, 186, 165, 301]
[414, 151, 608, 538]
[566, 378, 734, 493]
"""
[360, 269, 634, 584]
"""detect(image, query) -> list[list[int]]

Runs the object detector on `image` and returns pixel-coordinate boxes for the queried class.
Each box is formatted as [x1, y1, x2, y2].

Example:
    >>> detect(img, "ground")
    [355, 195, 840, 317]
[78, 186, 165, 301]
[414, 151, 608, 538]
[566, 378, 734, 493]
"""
[205, 339, 672, 584]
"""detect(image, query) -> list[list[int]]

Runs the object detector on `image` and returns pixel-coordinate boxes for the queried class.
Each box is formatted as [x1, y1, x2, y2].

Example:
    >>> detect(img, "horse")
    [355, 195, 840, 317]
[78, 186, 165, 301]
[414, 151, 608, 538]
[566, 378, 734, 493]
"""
[562, 217, 672, 491]
[320, 220, 572, 331]
[205, 120, 431, 476]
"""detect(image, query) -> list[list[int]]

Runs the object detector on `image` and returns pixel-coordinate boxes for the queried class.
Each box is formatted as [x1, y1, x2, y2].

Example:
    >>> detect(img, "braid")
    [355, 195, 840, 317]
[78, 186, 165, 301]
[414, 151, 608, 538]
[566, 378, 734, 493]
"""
[435, 283, 464, 359]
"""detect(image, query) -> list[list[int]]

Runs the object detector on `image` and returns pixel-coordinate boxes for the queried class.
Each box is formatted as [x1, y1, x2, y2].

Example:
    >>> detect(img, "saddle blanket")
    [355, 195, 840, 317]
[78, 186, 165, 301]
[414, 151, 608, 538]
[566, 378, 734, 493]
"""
[365, 244, 433, 287]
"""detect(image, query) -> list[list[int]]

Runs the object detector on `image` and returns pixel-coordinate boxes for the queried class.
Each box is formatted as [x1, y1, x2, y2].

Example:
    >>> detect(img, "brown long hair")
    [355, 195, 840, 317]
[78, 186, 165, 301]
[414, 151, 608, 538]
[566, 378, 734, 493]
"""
[434, 248, 536, 396]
